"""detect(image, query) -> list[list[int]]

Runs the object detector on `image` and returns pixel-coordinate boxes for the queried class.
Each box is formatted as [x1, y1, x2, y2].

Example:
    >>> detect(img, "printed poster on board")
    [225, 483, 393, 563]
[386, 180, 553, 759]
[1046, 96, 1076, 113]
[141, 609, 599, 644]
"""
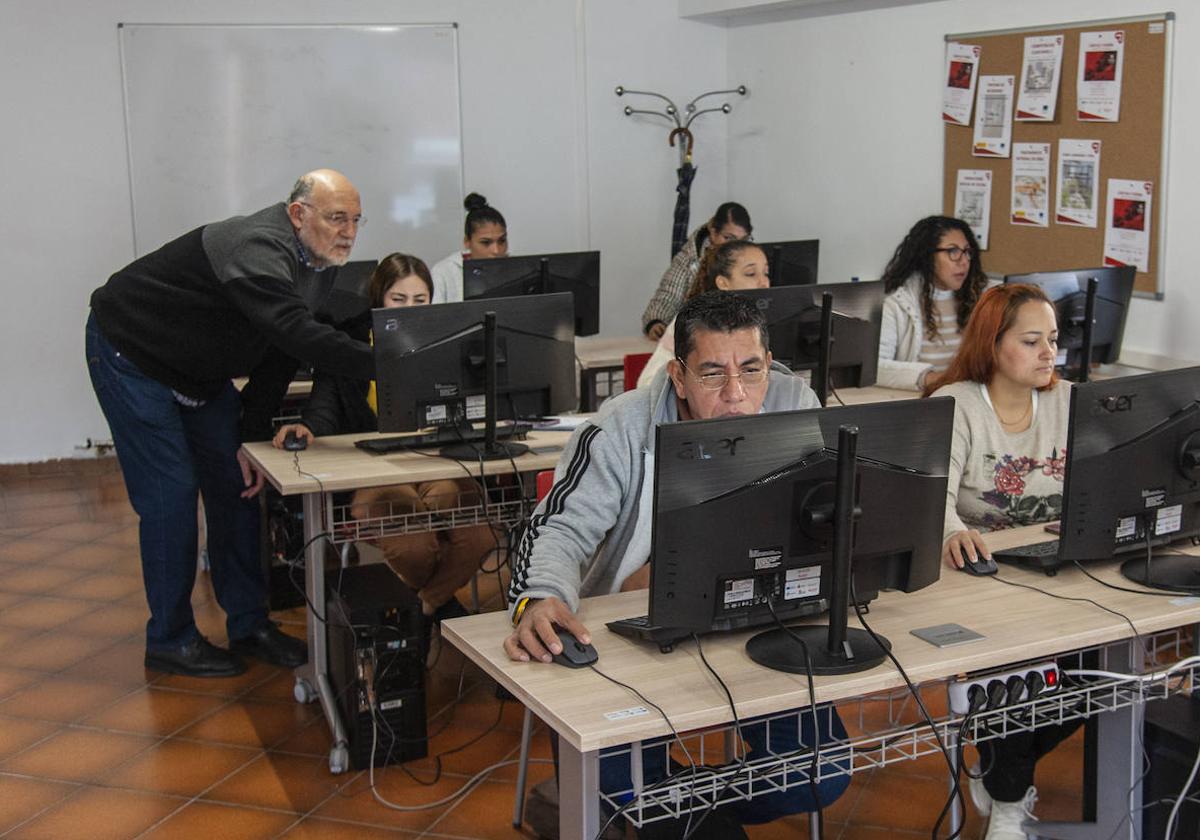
[943, 42, 982, 125]
[1056, 140, 1101, 227]
[1103, 179, 1152, 272]
[972, 76, 1014, 157]
[1077, 30, 1125, 122]
[1016, 35, 1064, 121]
[954, 169, 993, 250]
[1011, 143, 1050, 227]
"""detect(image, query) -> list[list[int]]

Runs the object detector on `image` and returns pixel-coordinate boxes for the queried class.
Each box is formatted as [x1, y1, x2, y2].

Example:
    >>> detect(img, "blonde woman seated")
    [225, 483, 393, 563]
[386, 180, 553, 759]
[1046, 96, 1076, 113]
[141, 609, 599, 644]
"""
[925, 283, 1075, 840]
[274, 254, 496, 619]
[636, 239, 769, 388]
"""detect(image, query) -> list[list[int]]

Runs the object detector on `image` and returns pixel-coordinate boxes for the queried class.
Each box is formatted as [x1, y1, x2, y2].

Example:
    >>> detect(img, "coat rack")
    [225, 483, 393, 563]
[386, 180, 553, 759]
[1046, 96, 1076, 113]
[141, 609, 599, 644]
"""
[615, 84, 748, 257]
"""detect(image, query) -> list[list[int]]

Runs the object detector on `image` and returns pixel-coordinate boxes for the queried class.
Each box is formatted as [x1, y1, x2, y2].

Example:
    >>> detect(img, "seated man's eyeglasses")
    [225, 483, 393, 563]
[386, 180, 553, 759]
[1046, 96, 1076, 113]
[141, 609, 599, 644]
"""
[676, 360, 769, 390]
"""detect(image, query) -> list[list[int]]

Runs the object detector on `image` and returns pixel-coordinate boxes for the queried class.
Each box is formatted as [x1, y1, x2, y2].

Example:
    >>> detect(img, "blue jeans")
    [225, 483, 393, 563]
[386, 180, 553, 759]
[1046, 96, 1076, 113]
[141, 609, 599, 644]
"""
[599, 706, 852, 824]
[85, 312, 267, 650]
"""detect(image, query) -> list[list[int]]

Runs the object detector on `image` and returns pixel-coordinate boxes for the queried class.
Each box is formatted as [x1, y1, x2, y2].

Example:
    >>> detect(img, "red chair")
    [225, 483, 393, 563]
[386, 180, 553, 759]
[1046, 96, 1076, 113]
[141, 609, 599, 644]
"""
[623, 352, 653, 392]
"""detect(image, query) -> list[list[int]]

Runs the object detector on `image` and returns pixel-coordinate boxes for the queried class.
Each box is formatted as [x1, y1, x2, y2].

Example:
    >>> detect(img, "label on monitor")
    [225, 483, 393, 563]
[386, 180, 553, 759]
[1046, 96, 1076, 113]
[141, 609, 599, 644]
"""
[1115, 516, 1139, 540]
[783, 566, 821, 600]
[1143, 487, 1167, 508]
[424, 404, 449, 424]
[723, 577, 755, 607]
[379, 698, 405, 711]
[465, 394, 486, 421]
[434, 382, 459, 397]
[1156, 504, 1183, 536]
[751, 547, 783, 570]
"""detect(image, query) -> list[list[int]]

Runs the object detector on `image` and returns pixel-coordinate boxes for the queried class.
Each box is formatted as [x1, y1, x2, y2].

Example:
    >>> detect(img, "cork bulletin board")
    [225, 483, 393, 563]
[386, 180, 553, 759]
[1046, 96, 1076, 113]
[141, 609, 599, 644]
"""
[943, 14, 1174, 298]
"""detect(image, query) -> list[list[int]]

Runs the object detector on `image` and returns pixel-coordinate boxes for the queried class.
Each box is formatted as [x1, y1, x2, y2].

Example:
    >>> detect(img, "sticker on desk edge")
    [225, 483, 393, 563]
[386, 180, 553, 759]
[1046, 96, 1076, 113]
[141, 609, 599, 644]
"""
[604, 705, 650, 721]
[1170, 596, 1200, 607]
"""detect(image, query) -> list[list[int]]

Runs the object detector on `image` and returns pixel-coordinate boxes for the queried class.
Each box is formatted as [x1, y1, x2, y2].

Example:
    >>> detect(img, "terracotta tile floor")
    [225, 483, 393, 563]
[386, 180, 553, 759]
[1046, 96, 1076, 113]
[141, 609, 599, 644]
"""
[0, 458, 1086, 838]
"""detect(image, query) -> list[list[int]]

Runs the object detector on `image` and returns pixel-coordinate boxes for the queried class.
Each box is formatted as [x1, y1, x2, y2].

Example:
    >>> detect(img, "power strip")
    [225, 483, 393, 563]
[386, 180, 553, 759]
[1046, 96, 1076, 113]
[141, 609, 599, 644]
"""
[948, 661, 1061, 715]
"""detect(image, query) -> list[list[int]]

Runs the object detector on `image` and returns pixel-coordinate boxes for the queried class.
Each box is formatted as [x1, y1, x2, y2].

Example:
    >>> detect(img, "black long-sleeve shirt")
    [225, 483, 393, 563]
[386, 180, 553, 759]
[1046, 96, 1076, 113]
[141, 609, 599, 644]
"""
[90, 203, 373, 402]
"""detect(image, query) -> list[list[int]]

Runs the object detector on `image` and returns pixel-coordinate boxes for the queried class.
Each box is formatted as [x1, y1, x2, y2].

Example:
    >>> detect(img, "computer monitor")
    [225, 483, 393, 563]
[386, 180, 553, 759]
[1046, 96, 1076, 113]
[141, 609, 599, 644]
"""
[999, 367, 1200, 591]
[738, 281, 884, 403]
[639, 396, 953, 674]
[463, 251, 601, 336]
[1003, 266, 1135, 381]
[371, 293, 577, 459]
[756, 239, 819, 287]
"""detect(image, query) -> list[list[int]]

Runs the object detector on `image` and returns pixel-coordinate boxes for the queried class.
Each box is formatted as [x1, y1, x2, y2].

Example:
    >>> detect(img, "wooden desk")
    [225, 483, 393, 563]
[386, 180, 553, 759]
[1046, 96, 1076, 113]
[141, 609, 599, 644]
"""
[833, 384, 919, 405]
[576, 335, 654, 411]
[442, 523, 1200, 839]
[241, 430, 570, 773]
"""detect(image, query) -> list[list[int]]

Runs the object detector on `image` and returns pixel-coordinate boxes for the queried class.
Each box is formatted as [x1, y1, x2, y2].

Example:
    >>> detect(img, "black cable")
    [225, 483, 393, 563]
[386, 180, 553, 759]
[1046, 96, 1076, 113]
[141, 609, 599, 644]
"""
[849, 578, 965, 840]
[1070, 557, 1193, 599]
[764, 599, 828, 838]
[985, 572, 1144, 651]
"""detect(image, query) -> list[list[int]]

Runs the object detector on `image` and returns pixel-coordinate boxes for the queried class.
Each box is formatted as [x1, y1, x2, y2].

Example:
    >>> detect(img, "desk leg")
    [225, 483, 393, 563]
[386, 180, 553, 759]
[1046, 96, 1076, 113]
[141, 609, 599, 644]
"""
[1034, 640, 1143, 840]
[947, 725, 963, 835]
[559, 739, 600, 840]
[291, 491, 351, 774]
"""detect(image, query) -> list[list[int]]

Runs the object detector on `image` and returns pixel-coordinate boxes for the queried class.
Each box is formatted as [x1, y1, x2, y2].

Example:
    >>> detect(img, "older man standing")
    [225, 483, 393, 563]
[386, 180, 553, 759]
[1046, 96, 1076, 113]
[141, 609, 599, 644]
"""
[87, 169, 373, 677]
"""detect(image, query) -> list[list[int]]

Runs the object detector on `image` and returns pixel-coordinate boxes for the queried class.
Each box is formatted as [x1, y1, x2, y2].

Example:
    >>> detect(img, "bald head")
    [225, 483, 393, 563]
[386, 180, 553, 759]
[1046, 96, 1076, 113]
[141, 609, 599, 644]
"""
[286, 169, 363, 268]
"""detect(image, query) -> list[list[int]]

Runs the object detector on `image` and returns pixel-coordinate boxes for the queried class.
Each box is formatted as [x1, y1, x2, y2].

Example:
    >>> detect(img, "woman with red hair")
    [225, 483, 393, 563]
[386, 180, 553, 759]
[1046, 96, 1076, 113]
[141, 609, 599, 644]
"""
[925, 283, 1073, 840]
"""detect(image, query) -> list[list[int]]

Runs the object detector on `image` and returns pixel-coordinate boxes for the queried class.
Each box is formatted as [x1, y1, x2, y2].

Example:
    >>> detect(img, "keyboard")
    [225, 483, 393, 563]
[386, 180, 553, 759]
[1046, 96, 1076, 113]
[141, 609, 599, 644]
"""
[992, 539, 1062, 571]
[606, 614, 689, 651]
[355, 423, 531, 455]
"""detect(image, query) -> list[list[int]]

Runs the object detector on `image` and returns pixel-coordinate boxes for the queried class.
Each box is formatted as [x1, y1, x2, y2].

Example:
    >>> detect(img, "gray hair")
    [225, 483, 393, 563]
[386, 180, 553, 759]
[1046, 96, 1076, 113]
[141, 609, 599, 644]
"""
[287, 175, 315, 204]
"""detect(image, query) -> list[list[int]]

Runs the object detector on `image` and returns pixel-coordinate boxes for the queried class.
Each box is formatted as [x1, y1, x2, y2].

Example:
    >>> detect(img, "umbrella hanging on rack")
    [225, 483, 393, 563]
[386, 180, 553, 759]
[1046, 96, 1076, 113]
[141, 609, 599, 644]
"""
[616, 85, 747, 258]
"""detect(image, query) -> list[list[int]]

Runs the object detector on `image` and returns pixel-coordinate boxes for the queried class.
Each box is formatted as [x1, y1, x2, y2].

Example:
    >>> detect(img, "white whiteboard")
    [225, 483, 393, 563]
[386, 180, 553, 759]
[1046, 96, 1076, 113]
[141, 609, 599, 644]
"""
[119, 23, 463, 265]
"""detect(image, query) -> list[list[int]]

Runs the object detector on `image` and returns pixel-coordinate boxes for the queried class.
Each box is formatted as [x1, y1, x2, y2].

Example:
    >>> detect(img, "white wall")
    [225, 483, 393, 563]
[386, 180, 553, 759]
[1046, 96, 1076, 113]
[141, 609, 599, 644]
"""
[0, 0, 728, 462]
[726, 0, 1200, 366]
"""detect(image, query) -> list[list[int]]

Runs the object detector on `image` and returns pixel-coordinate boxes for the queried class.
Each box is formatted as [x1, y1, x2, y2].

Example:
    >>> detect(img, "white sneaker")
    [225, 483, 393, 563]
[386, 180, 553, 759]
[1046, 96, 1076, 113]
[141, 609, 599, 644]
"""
[982, 785, 1038, 840]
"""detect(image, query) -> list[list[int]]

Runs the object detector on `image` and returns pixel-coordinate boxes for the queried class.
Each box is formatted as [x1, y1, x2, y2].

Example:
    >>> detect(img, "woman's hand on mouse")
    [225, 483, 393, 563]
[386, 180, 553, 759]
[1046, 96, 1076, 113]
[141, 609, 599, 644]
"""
[504, 597, 591, 664]
[942, 529, 991, 569]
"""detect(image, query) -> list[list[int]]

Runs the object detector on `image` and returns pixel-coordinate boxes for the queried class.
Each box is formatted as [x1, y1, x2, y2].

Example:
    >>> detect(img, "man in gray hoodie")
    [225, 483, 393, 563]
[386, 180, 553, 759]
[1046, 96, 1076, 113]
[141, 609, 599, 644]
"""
[505, 291, 820, 660]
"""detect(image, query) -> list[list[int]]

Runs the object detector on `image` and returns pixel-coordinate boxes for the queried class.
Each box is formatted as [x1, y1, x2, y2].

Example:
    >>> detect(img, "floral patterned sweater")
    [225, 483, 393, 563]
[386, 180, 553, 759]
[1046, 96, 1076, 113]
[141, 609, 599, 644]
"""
[930, 379, 1071, 542]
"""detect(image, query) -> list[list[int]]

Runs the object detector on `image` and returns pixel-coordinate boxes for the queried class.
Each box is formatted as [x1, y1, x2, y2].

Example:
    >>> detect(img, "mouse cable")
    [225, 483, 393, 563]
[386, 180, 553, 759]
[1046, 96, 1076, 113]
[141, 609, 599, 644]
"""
[849, 577, 965, 840]
[984, 573, 1145, 653]
[764, 599, 829, 839]
[588, 663, 708, 840]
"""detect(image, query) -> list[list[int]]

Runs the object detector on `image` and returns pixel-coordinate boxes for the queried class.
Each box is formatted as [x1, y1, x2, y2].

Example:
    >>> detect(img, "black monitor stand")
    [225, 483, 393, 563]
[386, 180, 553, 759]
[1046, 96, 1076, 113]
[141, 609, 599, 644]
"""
[1073, 277, 1099, 384]
[439, 312, 531, 462]
[769, 246, 783, 286]
[806, 291, 834, 407]
[745, 425, 891, 675]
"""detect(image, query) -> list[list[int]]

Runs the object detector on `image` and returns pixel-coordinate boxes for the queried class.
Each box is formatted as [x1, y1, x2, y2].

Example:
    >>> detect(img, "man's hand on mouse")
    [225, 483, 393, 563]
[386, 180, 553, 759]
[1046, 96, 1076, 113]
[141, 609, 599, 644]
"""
[503, 597, 592, 663]
[942, 529, 991, 569]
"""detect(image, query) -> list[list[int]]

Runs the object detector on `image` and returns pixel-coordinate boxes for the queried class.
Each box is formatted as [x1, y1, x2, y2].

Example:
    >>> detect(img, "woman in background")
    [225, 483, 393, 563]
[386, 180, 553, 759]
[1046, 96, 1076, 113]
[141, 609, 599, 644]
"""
[926, 283, 1074, 840]
[430, 192, 509, 303]
[274, 253, 495, 620]
[641, 202, 753, 340]
[878, 215, 991, 390]
[636, 239, 769, 388]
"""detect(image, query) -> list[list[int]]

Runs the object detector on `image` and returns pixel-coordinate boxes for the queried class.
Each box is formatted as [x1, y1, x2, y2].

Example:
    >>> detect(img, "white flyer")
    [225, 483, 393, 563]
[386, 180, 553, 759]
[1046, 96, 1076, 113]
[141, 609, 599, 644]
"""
[1077, 30, 1125, 122]
[1011, 143, 1051, 227]
[1055, 140, 1101, 227]
[954, 169, 993, 250]
[1016, 35, 1064, 121]
[943, 42, 982, 126]
[1103, 179, 1152, 272]
[972, 75, 1014, 157]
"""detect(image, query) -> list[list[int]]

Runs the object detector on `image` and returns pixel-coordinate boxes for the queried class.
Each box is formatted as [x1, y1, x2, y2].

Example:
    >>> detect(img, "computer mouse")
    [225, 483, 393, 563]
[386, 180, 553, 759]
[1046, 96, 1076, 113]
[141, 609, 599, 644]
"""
[551, 627, 598, 668]
[283, 429, 308, 451]
[959, 551, 998, 576]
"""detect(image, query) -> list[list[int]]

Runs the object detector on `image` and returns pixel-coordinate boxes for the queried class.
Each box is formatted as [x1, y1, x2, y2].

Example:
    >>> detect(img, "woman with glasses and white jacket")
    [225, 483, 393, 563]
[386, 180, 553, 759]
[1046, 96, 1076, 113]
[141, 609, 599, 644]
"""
[878, 215, 993, 391]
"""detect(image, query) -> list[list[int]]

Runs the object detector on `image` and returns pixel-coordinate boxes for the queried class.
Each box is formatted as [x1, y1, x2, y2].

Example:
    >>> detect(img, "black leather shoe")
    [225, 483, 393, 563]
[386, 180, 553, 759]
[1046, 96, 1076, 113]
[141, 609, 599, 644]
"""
[230, 624, 308, 669]
[145, 637, 247, 677]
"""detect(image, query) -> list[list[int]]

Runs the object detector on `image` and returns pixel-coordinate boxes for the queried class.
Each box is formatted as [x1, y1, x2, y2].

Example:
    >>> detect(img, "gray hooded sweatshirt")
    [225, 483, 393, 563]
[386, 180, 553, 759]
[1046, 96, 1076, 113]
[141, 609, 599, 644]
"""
[507, 361, 821, 614]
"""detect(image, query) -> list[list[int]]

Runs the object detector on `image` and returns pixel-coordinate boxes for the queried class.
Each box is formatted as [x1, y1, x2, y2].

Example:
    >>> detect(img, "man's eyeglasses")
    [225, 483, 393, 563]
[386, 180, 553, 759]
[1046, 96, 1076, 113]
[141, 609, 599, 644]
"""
[299, 202, 367, 229]
[676, 360, 769, 390]
[934, 245, 972, 262]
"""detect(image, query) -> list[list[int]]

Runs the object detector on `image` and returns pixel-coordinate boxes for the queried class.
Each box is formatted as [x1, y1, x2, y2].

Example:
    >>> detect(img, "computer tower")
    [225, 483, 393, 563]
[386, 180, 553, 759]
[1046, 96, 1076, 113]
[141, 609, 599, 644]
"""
[1143, 693, 1200, 838]
[326, 564, 427, 770]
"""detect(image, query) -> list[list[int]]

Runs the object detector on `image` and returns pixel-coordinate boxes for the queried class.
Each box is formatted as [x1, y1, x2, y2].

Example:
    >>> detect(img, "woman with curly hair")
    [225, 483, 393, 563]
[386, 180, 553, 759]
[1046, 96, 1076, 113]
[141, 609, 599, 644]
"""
[878, 215, 992, 390]
[924, 283, 1075, 840]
